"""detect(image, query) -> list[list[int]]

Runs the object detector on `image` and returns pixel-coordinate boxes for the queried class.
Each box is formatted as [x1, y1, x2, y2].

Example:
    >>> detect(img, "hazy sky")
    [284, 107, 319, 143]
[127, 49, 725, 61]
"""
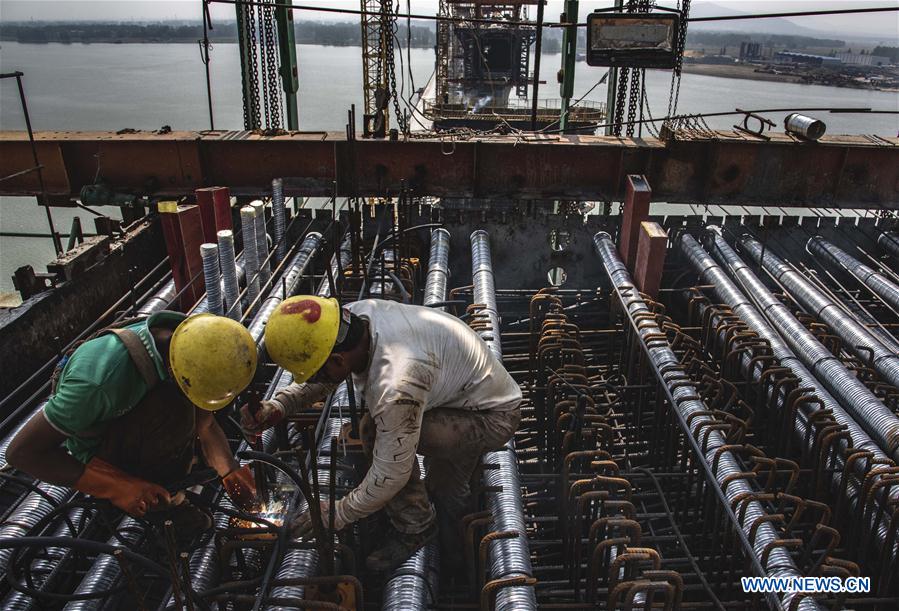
[1, 1, 897, 38]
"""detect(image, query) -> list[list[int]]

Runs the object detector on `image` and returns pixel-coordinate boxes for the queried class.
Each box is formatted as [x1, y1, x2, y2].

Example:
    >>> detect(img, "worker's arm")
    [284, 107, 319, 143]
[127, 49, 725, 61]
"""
[240, 381, 337, 434]
[270, 381, 337, 416]
[6, 411, 84, 485]
[7, 408, 171, 517]
[198, 410, 260, 511]
[332, 358, 433, 528]
[197, 411, 240, 476]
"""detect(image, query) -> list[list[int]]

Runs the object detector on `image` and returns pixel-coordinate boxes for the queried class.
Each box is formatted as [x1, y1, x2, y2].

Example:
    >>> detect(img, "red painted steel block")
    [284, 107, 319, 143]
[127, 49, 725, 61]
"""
[619, 174, 652, 272]
[159, 201, 205, 310]
[634, 221, 668, 299]
[195, 186, 233, 242]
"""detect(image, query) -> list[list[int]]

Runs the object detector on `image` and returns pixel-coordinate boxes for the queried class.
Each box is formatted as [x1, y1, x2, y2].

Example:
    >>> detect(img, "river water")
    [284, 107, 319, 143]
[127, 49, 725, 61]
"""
[1, 42, 897, 292]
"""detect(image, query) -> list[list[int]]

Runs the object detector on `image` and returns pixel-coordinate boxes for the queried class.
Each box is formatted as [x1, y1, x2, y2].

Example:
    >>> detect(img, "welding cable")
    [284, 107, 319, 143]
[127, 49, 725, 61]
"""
[807, 235, 899, 320]
[734, 234, 899, 461]
[0, 505, 87, 610]
[679, 232, 896, 553]
[595, 231, 822, 611]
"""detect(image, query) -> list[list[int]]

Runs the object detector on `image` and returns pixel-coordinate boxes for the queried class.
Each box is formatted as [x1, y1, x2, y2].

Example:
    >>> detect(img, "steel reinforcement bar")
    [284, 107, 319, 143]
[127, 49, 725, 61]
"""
[470, 229, 537, 611]
[594, 231, 822, 611]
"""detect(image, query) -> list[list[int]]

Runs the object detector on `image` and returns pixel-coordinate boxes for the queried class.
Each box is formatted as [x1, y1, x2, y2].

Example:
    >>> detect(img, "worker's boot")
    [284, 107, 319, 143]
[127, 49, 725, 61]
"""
[365, 522, 438, 573]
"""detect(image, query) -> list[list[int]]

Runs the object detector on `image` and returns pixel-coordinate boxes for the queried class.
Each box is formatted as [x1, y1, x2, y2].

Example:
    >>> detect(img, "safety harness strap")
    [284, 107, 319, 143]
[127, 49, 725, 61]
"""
[107, 328, 160, 390]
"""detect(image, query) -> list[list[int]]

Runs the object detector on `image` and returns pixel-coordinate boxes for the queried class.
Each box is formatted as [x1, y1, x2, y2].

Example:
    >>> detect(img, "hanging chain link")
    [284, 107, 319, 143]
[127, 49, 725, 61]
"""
[247, 3, 262, 129]
[666, 0, 692, 127]
[262, 0, 282, 129]
[383, 2, 408, 135]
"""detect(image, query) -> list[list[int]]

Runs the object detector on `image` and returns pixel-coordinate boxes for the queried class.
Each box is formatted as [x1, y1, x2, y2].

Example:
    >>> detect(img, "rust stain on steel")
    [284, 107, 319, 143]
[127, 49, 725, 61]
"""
[0, 130, 896, 208]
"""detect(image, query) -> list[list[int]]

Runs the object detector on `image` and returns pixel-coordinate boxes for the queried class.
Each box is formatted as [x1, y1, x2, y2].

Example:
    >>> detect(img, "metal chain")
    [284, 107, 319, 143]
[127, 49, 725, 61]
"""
[666, 0, 692, 122]
[259, 2, 272, 129]
[384, 3, 408, 134]
[247, 3, 262, 129]
[262, 0, 282, 129]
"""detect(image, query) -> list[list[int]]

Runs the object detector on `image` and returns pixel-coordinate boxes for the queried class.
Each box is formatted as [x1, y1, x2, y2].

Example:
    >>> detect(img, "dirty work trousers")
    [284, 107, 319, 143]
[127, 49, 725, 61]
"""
[96, 380, 197, 487]
[359, 405, 520, 535]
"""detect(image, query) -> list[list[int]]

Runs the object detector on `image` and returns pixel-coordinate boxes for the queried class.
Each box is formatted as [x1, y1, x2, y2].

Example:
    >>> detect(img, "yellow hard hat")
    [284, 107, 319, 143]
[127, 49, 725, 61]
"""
[170, 314, 257, 411]
[264, 296, 341, 384]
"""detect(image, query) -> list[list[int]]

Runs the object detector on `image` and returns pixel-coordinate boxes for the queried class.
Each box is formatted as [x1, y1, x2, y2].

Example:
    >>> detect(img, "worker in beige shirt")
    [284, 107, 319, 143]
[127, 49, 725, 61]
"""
[240, 296, 522, 573]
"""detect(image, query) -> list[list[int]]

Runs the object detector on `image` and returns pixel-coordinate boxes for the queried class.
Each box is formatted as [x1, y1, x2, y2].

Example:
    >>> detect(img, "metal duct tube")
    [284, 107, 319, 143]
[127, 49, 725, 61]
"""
[1, 507, 86, 611]
[248, 231, 322, 346]
[679, 233, 895, 550]
[381, 230, 450, 610]
[272, 179, 288, 263]
[136, 278, 175, 316]
[192, 259, 246, 316]
[0, 484, 73, 575]
[241, 205, 262, 306]
[200, 243, 224, 315]
[735, 235, 899, 460]
[315, 232, 353, 298]
[218, 229, 242, 319]
[469, 230, 536, 611]
[252, 200, 271, 284]
[807, 235, 899, 317]
[748, 235, 899, 388]
[595, 232, 821, 611]
[63, 517, 145, 611]
[879, 231, 899, 259]
[423, 229, 451, 310]
[267, 387, 351, 610]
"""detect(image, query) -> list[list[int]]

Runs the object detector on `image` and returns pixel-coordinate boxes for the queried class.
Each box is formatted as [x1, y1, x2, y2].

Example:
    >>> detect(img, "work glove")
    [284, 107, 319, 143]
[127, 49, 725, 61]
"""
[287, 499, 346, 540]
[239, 400, 285, 437]
[74, 457, 172, 517]
[222, 465, 261, 513]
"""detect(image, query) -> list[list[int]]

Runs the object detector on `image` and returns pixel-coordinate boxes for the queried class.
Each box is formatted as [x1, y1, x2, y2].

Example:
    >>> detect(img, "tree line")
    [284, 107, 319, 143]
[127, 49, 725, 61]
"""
[1, 21, 849, 55]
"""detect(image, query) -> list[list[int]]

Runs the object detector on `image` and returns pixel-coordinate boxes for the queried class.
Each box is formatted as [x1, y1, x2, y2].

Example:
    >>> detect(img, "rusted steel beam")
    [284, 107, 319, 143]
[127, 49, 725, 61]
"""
[0, 130, 896, 208]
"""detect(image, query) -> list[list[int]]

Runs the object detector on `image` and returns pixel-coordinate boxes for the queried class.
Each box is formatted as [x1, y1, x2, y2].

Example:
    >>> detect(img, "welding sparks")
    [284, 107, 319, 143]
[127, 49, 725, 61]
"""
[230, 499, 287, 529]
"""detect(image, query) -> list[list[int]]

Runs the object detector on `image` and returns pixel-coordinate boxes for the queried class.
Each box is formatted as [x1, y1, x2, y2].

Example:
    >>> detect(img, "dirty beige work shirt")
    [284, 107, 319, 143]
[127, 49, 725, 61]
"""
[270, 299, 522, 527]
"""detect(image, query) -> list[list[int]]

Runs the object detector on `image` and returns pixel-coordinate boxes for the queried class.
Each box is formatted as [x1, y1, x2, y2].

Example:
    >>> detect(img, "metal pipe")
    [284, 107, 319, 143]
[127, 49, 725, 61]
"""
[218, 229, 242, 319]
[469, 230, 536, 611]
[423, 228, 451, 311]
[62, 517, 145, 611]
[679, 232, 894, 550]
[736, 235, 899, 461]
[136, 279, 176, 317]
[1, 507, 86, 611]
[200, 243, 224, 316]
[272, 179, 288, 263]
[248, 231, 322, 348]
[807, 234, 899, 319]
[878, 231, 899, 259]
[241, 206, 262, 306]
[595, 231, 821, 611]
[252, 200, 271, 284]
[381, 229, 450, 610]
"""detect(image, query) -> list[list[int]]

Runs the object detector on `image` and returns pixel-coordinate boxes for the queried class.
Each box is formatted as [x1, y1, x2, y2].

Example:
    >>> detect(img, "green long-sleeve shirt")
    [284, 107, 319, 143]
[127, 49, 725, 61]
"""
[42, 311, 185, 463]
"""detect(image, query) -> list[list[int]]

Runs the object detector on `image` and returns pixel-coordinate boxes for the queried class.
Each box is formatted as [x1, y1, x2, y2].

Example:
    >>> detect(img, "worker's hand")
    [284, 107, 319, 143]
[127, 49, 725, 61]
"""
[287, 500, 346, 540]
[222, 465, 261, 513]
[74, 457, 172, 518]
[239, 400, 285, 437]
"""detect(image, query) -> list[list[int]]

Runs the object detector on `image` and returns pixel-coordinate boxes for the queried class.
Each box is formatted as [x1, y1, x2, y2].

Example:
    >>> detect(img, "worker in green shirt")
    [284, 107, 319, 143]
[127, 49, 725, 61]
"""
[7, 312, 260, 523]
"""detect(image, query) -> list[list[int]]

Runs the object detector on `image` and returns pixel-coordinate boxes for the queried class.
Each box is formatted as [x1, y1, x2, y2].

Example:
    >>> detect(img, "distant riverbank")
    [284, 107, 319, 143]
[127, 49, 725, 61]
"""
[681, 62, 894, 91]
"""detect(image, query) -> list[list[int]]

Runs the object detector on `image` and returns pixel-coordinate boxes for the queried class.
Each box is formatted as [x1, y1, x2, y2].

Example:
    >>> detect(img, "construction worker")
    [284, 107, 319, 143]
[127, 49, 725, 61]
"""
[240, 296, 522, 573]
[7, 312, 260, 528]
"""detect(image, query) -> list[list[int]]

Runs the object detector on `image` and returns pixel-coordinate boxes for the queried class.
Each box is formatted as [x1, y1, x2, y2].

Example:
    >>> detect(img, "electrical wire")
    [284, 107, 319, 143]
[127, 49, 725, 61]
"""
[208, 0, 899, 29]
